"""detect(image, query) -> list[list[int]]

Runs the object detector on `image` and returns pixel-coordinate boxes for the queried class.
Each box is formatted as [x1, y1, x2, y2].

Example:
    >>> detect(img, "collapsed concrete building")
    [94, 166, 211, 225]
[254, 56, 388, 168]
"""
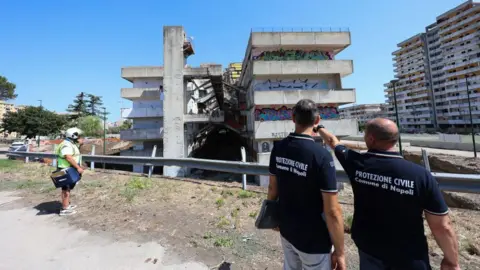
[120, 26, 357, 184]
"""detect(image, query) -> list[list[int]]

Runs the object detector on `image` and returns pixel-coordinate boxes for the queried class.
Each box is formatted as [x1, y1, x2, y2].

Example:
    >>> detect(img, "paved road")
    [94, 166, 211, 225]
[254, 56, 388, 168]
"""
[0, 192, 208, 270]
[0, 146, 7, 159]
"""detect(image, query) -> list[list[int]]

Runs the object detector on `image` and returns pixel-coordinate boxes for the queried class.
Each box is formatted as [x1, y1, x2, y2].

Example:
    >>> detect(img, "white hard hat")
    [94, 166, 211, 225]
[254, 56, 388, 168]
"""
[65, 127, 83, 140]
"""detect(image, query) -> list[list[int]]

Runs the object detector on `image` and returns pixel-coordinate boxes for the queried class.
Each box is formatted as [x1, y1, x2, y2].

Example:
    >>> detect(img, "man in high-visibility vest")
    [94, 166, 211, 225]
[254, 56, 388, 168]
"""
[56, 127, 84, 216]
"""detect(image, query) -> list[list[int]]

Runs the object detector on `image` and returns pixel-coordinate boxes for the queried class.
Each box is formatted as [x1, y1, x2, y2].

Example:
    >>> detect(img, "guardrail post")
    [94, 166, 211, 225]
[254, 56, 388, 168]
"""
[52, 144, 58, 168]
[148, 145, 157, 178]
[90, 145, 95, 171]
[421, 149, 431, 172]
[25, 143, 30, 163]
[241, 146, 247, 190]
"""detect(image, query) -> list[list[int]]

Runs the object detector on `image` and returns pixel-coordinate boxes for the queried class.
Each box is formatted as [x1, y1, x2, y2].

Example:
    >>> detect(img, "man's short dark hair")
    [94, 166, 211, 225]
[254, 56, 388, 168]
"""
[365, 120, 399, 143]
[293, 99, 318, 127]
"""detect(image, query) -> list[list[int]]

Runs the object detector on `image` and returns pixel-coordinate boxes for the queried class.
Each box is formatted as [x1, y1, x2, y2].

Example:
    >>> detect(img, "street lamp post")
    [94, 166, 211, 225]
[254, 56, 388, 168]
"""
[391, 79, 403, 155]
[465, 75, 477, 158]
[102, 107, 107, 168]
[37, 100, 43, 148]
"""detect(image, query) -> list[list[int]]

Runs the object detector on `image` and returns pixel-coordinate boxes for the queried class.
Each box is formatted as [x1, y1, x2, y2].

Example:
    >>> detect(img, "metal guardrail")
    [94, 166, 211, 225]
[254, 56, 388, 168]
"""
[2, 150, 480, 194]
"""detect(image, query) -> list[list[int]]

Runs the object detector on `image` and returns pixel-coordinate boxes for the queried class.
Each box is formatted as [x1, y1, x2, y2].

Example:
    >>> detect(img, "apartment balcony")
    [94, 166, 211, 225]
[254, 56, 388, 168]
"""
[121, 66, 164, 82]
[445, 65, 480, 78]
[121, 108, 163, 119]
[252, 60, 353, 77]
[253, 118, 357, 139]
[183, 111, 225, 123]
[121, 88, 160, 100]
[440, 13, 480, 36]
[250, 31, 351, 54]
[440, 32, 479, 49]
[120, 128, 164, 141]
[437, 5, 480, 28]
[439, 22, 479, 43]
[437, 119, 480, 124]
[253, 89, 355, 106]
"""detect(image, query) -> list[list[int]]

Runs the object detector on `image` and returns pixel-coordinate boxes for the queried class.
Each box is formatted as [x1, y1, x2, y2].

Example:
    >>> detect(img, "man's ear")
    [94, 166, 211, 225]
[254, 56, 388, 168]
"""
[292, 113, 296, 124]
[314, 115, 321, 125]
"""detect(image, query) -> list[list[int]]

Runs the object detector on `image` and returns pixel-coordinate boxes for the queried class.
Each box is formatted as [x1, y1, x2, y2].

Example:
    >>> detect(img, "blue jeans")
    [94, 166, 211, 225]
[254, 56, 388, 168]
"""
[359, 250, 431, 270]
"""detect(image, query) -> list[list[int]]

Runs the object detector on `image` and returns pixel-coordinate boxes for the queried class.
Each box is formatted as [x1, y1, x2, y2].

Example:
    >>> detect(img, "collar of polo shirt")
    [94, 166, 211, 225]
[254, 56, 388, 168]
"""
[365, 149, 403, 158]
[288, 133, 314, 141]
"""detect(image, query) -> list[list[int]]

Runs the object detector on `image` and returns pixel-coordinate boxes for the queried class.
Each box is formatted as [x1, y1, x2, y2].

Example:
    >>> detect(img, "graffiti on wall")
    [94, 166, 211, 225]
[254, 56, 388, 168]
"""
[254, 105, 339, 121]
[253, 78, 335, 91]
[252, 48, 334, 61]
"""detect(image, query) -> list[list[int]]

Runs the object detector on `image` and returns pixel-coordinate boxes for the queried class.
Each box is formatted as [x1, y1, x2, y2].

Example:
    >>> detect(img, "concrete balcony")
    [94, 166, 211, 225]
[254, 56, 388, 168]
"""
[121, 66, 164, 82]
[254, 118, 357, 139]
[254, 89, 355, 106]
[121, 108, 163, 118]
[183, 111, 225, 123]
[251, 31, 351, 53]
[253, 60, 353, 77]
[120, 128, 164, 141]
[121, 88, 160, 100]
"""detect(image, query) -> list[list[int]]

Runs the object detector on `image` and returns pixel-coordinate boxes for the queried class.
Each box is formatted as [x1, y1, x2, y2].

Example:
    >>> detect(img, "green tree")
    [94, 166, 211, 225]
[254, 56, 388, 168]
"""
[77, 116, 103, 137]
[86, 94, 104, 116]
[67, 92, 88, 118]
[0, 106, 67, 138]
[107, 120, 132, 134]
[0, 75, 17, 101]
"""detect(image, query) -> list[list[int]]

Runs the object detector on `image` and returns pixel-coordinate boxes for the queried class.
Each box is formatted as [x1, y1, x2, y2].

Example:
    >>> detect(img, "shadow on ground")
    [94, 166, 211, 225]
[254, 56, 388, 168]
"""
[34, 201, 61, 215]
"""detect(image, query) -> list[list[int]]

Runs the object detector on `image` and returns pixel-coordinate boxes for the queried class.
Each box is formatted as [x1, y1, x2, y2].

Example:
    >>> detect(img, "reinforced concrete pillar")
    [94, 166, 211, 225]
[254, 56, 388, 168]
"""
[163, 26, 186, 177]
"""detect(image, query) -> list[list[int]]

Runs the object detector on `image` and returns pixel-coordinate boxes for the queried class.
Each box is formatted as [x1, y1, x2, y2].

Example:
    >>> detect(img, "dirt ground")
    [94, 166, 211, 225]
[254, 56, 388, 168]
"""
[0, 160, 479, 270]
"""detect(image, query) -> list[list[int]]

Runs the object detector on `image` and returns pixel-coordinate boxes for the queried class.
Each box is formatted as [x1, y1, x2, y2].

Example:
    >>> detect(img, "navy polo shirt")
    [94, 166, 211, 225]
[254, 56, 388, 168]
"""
[334, 145, 448, 264]
[269, 133, 337, 254]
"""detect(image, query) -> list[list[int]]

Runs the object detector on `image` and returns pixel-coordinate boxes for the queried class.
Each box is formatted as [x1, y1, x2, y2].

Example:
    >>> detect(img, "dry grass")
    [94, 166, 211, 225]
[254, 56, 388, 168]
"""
[0, 162, 479, 269]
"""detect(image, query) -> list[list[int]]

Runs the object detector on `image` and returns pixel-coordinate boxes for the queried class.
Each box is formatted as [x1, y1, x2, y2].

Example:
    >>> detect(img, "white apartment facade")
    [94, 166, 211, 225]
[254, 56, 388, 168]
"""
[339, 103, 387, 126]
[238, 30, 357, 185]
[384, 0, 480, 132]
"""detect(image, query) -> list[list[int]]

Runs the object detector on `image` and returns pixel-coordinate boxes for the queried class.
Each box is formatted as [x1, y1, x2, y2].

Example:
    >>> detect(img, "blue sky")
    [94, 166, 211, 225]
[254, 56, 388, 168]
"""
[0, 0, 466, 121]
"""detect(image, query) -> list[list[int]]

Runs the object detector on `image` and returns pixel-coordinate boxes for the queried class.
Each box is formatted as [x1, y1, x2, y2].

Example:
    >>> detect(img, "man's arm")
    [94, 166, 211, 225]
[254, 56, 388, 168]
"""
[267, 145, 278, 201]
[425, 213, 459, 268]
[267, 175, 278, 200]
[322, 192, 345, 255]
[423, 173, 459, 268]
[317, 153, 345, 268]
[317, 126, 340, 149]
[64, 155, 82, 171]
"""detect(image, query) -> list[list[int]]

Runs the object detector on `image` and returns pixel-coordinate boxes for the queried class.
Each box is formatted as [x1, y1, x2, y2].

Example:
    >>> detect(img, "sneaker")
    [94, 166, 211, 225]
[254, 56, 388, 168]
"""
[59, 209, 77, 216]
[67, 204, 77, 210]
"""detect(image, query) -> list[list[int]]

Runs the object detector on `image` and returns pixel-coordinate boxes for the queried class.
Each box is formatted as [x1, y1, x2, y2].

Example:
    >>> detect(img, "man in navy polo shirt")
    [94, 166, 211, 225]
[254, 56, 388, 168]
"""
[317, 118, 459, 270]
[268, 99, 345, 270]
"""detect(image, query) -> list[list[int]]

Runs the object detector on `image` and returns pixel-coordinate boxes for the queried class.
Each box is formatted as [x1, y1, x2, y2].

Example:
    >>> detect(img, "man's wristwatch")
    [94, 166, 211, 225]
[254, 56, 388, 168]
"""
[313, 125, 325, 133]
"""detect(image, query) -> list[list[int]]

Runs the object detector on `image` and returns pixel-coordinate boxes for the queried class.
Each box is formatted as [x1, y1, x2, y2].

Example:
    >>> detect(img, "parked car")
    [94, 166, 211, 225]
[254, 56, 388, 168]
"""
[7, 141, 27, 160]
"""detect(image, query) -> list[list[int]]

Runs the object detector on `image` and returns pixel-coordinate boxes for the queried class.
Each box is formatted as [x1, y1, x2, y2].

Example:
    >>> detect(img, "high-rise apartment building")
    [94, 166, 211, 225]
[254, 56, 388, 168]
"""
[385, 0, 480, 132]
[339, 103, 387, 126]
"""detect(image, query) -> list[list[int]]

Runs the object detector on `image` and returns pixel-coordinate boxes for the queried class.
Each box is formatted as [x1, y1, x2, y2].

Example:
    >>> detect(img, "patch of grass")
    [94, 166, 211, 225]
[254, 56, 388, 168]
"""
[344, 215, 353, 234]
[16, 180, 45, 189]
[215, 198, 225, 208]
[465, 241, 480, 256]
[237, 190, 255, 199]
[221, 190, 234, 198]
[83, 181, 104, 188]
[203, 231, 213, 239]
[0, 160, 22, 173]
[216, 216, 231, 228]
[120, 177, 152, 202]
[231, 207, 240, 218]
[40, 185, 57, 193]
[126, 177, 152, 190]
[249, 211, 258, 218]
[210, 187, 217, 192]
[213, 237, 233, 248]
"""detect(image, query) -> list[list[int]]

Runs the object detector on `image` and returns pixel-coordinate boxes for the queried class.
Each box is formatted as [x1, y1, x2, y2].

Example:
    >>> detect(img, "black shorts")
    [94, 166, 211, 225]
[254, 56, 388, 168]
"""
[61, 183, 76, 191]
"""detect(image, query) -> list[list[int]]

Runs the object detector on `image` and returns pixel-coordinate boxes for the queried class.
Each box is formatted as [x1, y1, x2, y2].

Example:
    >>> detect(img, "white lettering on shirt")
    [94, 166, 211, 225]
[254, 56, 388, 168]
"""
[275, 156, 308, 177]
[354, 170, 415, 196]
